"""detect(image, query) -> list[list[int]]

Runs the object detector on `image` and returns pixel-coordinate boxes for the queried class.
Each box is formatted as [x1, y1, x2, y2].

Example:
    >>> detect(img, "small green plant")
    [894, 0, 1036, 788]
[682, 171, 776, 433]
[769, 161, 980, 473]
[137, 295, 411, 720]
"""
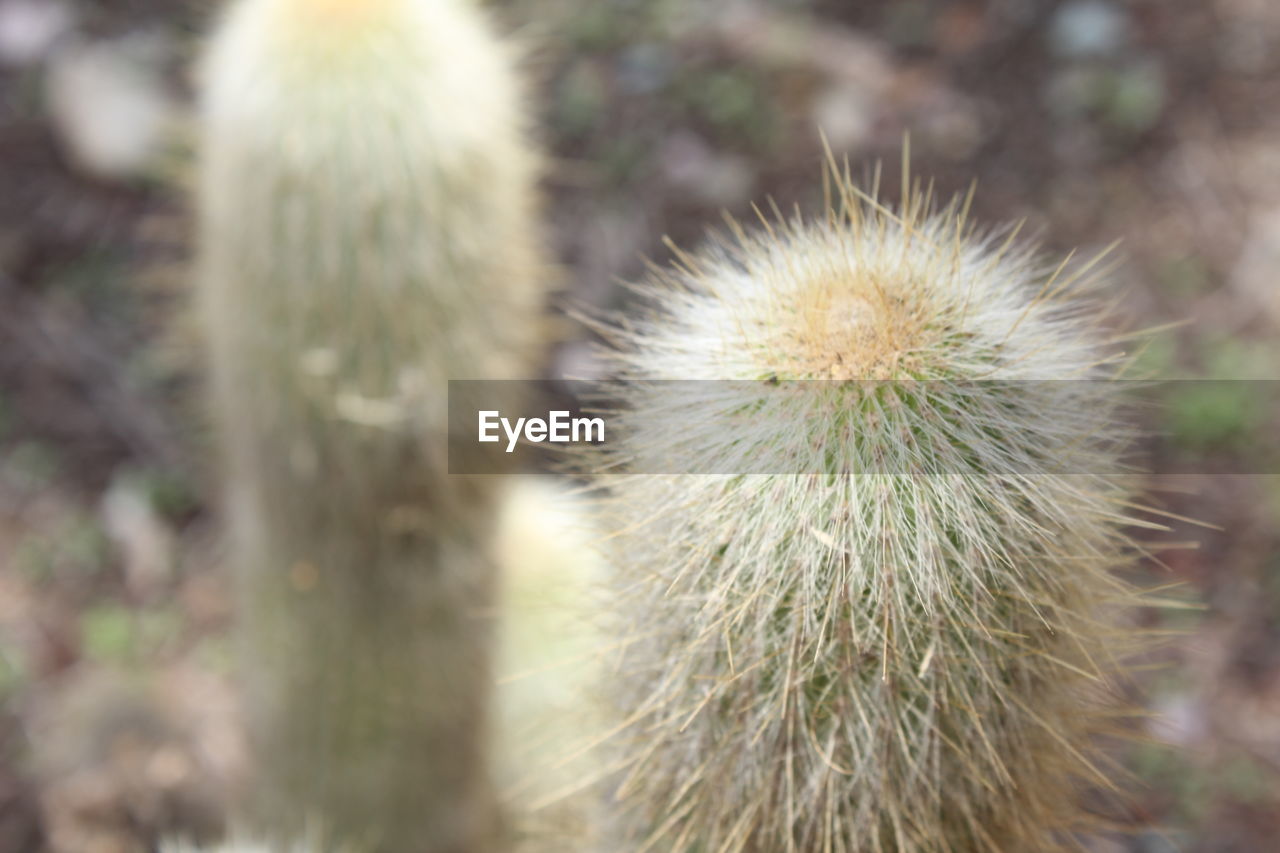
[584, 164, 1147, 851]
[197, 0, 544, 849]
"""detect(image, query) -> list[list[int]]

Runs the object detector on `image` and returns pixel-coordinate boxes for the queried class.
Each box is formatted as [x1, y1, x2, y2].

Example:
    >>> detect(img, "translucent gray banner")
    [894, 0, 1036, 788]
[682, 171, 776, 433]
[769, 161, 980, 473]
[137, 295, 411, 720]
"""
[447, 380, 1280, 475]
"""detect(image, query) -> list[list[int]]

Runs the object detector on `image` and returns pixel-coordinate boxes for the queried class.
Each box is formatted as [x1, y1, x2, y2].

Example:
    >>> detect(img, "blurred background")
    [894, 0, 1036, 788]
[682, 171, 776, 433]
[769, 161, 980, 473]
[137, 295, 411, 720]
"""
[0, 0, 1278, 850]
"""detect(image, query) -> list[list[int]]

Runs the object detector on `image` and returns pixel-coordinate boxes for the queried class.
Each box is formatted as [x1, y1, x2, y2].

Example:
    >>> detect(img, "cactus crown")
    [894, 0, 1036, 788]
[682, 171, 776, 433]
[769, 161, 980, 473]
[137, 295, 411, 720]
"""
[621, 162, 1118, 385]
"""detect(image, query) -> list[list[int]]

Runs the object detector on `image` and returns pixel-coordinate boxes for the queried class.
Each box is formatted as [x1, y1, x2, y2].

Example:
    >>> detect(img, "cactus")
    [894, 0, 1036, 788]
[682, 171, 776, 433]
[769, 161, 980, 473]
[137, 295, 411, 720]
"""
[585, 166, 1144, 851]
[492, 478, 609, 852]
[196, 0, 542, 850]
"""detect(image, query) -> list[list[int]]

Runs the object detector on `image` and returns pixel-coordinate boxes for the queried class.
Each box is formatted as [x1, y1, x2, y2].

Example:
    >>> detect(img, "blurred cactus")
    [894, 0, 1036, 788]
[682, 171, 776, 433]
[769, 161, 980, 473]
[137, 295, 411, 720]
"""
[586, 166, 1144, 851]
[196, 0, 542, 850]
[492, 478, 608, 852]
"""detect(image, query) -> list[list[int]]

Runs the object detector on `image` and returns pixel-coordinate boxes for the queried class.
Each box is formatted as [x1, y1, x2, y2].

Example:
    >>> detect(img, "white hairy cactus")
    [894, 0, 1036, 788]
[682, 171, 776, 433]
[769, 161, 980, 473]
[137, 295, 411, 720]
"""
[585, 165, 1145, 851]
[493, 477, 609, 852]
[196, 0, 543, 850]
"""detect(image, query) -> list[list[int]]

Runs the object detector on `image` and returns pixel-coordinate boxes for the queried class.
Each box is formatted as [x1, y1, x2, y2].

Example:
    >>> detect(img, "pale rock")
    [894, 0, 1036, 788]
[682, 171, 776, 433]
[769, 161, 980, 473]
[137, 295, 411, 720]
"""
[45, 34, 175, 180]
[1049, 0, 1129, 59]
[811, 81, 875, 152]
[101, 473, 174, 601]
[0, 0, 72, 67]
[1231, 204, 1280, 329]
[1148, 692, 1206, 747]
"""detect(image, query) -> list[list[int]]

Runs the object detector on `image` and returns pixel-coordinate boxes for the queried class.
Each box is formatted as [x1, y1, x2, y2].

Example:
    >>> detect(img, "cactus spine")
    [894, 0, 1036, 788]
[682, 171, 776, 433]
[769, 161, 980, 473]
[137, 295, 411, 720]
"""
[587, 168, 1142, 851]
[196, 0, 541, 849]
